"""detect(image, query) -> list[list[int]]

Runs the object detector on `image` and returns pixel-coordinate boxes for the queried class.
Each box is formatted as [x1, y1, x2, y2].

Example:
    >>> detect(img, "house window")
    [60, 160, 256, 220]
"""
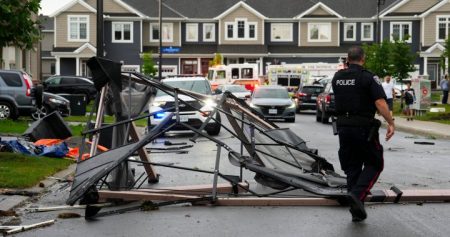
[185, 23, 198, 42]
[203, 23, 215, 42]
[271, 23, 293, 42]
[308, 23, 331, 42]
[344, 23, 356, 41]
[238, 21, 245, 38]
[225, 19, 257, 40]
[390, 22, 412, 43]
[150, 23, 174, 42]
[437, 16, 450, 41]
[68, 15, 89, 41]
[227, 24, 234, 38]
[361, 23, 374, 41]
[249, 24, 256, 39]
[112, 22, 133, 43]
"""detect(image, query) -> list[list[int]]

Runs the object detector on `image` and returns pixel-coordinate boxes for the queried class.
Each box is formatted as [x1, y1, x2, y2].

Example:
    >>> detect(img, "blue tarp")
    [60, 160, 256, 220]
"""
[0, 139, 69, 158]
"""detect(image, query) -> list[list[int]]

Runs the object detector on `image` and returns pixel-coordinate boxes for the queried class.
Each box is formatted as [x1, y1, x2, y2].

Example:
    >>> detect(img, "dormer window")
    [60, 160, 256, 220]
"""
[308, 23, 331, 42]
[225, 19, 257, 40]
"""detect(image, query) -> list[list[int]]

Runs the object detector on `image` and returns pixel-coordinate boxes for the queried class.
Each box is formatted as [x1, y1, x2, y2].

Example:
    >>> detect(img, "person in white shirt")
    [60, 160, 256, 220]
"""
[382, 75, 395, 116]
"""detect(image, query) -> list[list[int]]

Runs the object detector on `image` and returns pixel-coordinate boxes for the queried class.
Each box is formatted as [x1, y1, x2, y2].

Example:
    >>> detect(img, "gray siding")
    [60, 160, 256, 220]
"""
[265, 22, 298, 45]
[104, 21, 142, 65]
[60, 58, 76, 75]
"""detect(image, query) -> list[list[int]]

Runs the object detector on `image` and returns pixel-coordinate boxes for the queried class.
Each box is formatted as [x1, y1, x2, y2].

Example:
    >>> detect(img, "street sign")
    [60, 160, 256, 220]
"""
[161, 47, 181, 54]
[411, 76, 431, 111]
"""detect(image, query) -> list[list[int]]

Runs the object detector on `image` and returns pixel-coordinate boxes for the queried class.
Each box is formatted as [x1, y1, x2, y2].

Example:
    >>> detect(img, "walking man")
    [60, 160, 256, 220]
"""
[382, 75, 395, 117]
[332, 46, 395, 222]
[440, 75, 449, 104]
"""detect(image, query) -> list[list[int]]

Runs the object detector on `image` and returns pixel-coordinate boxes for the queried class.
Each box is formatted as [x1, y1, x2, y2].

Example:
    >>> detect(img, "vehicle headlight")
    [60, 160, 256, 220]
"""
[203, 99, 217, 108]
[152, 101, 166, 107]
[249, 102, 259, 108]
[49, 98, 65, 104]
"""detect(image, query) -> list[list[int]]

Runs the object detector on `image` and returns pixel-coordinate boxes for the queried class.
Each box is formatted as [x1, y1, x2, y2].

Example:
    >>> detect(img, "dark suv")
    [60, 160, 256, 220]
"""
[43, 76, 97, 103]
[295, 85, 324, 112]
[0, 70, 35, 119]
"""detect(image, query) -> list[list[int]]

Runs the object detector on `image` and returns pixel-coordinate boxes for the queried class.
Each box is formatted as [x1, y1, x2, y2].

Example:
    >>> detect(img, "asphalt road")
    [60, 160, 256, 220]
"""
[11, 111, 450, 237]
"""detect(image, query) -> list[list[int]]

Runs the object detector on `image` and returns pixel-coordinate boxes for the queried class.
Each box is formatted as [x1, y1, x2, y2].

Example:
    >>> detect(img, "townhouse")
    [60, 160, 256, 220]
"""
[41, 0, 450, 88]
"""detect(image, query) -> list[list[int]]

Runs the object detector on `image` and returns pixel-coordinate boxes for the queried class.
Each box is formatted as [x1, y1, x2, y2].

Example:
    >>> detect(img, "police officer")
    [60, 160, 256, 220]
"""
[332, 46, 395, 222]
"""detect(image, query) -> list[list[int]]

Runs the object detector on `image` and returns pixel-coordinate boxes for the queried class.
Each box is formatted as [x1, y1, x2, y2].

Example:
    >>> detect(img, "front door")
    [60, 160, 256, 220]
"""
[81, 59, 92, 78]
[427, 63, 438, 89]
[181, 59, 198, 75]
[201, 58, 211, 76]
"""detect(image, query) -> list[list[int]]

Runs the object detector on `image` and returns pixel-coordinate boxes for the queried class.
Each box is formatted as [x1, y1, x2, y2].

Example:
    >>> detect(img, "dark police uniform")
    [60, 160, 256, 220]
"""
[332, 64, 386, 201]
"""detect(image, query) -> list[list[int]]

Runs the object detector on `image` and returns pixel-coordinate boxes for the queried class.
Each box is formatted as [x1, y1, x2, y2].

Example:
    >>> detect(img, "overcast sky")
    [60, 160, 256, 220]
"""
[40, 0, 72, 15]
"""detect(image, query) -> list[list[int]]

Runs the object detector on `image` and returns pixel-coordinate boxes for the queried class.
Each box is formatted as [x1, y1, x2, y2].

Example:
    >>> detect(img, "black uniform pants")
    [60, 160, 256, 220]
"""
[338, 126, 384, 201]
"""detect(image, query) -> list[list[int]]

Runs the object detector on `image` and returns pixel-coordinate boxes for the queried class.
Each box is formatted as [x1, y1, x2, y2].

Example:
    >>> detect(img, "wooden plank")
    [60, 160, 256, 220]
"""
[129, 122, 158, 182]
[133, 182, 249, 195]
[98, 190, 201, 202]
[98, 189, 450, 205]
[215, 197, 339, 206]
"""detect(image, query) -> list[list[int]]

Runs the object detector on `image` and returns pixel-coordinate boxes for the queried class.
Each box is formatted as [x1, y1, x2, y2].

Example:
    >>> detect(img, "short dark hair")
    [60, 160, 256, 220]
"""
[347, 46, 365, 63]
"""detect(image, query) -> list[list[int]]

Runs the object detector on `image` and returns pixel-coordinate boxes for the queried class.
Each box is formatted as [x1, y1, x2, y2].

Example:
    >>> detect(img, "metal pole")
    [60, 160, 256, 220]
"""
[97, 0, 104, 57]
[158, 0, 163, 80]
[376, 0, 380, 44]
[212, 144, 222, 201]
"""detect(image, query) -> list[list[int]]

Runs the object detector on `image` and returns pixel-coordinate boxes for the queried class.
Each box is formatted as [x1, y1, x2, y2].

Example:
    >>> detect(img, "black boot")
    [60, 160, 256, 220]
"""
[348, 193, 367, 222]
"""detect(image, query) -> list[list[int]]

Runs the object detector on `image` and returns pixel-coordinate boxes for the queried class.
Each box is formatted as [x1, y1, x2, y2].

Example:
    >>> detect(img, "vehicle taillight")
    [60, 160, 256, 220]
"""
[298, 92, 307, 97]
[23, 73, 32, 96]
[325, 95, 331, 103]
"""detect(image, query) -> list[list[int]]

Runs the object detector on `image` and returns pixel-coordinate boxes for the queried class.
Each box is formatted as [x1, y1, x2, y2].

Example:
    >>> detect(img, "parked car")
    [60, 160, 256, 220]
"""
[43, 75, 97, 103]
[249, 85, 296, 122]
[0, 70, 35, 120]
[295, 84, 324, 112]
[214, 84, 251, 100]
[316, 82, 335, 124]
[31, 92, 71, 120]
[148, 77, 221, 136]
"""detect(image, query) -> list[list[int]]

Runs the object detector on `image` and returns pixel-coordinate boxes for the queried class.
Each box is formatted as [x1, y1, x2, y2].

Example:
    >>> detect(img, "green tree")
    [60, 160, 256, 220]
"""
[363, 40, 393, 78]
[440, 37, 450, 75]
[210, 53, 223, 66]
[0, 0, 41, 67]
[141, 52, 157, 77]
[389, 36, 416, 83]
[390, 35, 416, 108]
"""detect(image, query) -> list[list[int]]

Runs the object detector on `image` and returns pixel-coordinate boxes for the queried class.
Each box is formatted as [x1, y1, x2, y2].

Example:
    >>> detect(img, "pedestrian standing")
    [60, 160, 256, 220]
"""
[440, 74, 449, 104]
[382, 75, 395, 117]
[332, 46, 395, 222]
[403, 81, 415, 121]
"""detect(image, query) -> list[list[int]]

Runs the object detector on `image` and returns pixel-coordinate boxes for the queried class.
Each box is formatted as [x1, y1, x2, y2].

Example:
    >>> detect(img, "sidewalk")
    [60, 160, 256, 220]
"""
[378, 115, 450, 140]
[0, 164, 76, 212]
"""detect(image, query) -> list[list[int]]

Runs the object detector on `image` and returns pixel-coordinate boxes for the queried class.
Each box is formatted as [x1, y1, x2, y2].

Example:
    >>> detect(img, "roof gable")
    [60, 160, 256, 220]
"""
[74, 43, 96, 54]
[382, 0, 440, 17]
[49, 0, 96, 17]
[421, 0, 450, 18]
[295, 2, 343, 19]
[214, 1, 267, 20]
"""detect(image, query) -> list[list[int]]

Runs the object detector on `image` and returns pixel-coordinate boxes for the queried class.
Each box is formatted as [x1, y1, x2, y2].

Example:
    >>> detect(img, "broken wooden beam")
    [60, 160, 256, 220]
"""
[98, 191, 201, 202]
[133, 182, 249, 195]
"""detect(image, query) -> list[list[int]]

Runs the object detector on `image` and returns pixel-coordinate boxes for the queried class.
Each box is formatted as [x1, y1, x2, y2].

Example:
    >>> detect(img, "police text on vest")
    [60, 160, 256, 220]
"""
[336, 79, 355, 86]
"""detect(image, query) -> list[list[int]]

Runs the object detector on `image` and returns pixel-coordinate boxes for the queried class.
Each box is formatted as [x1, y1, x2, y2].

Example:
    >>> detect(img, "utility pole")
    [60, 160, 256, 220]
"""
[158, 0, 163, 80]
[97, 0, 104, 57]
[376, 0, 385, 44]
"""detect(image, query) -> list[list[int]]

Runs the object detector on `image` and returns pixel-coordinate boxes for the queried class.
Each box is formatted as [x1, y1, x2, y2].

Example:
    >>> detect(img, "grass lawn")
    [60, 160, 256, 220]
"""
[393, 98, 450, 125]
[0, 119, 87, 136]
[0, 153, 73, 189]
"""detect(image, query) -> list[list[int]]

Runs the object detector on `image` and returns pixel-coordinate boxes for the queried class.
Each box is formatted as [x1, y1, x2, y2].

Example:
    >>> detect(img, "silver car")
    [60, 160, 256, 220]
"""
[249, 86, 296, 122]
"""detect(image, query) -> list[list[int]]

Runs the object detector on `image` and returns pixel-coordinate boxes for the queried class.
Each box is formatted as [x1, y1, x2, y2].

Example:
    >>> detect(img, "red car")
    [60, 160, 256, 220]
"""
[316, 83, 335, 124]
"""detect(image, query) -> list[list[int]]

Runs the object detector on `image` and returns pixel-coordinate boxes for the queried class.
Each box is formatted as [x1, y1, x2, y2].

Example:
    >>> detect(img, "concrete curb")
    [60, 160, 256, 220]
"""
[377, 115, 450, 140]
[0, 163, 76, 212]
